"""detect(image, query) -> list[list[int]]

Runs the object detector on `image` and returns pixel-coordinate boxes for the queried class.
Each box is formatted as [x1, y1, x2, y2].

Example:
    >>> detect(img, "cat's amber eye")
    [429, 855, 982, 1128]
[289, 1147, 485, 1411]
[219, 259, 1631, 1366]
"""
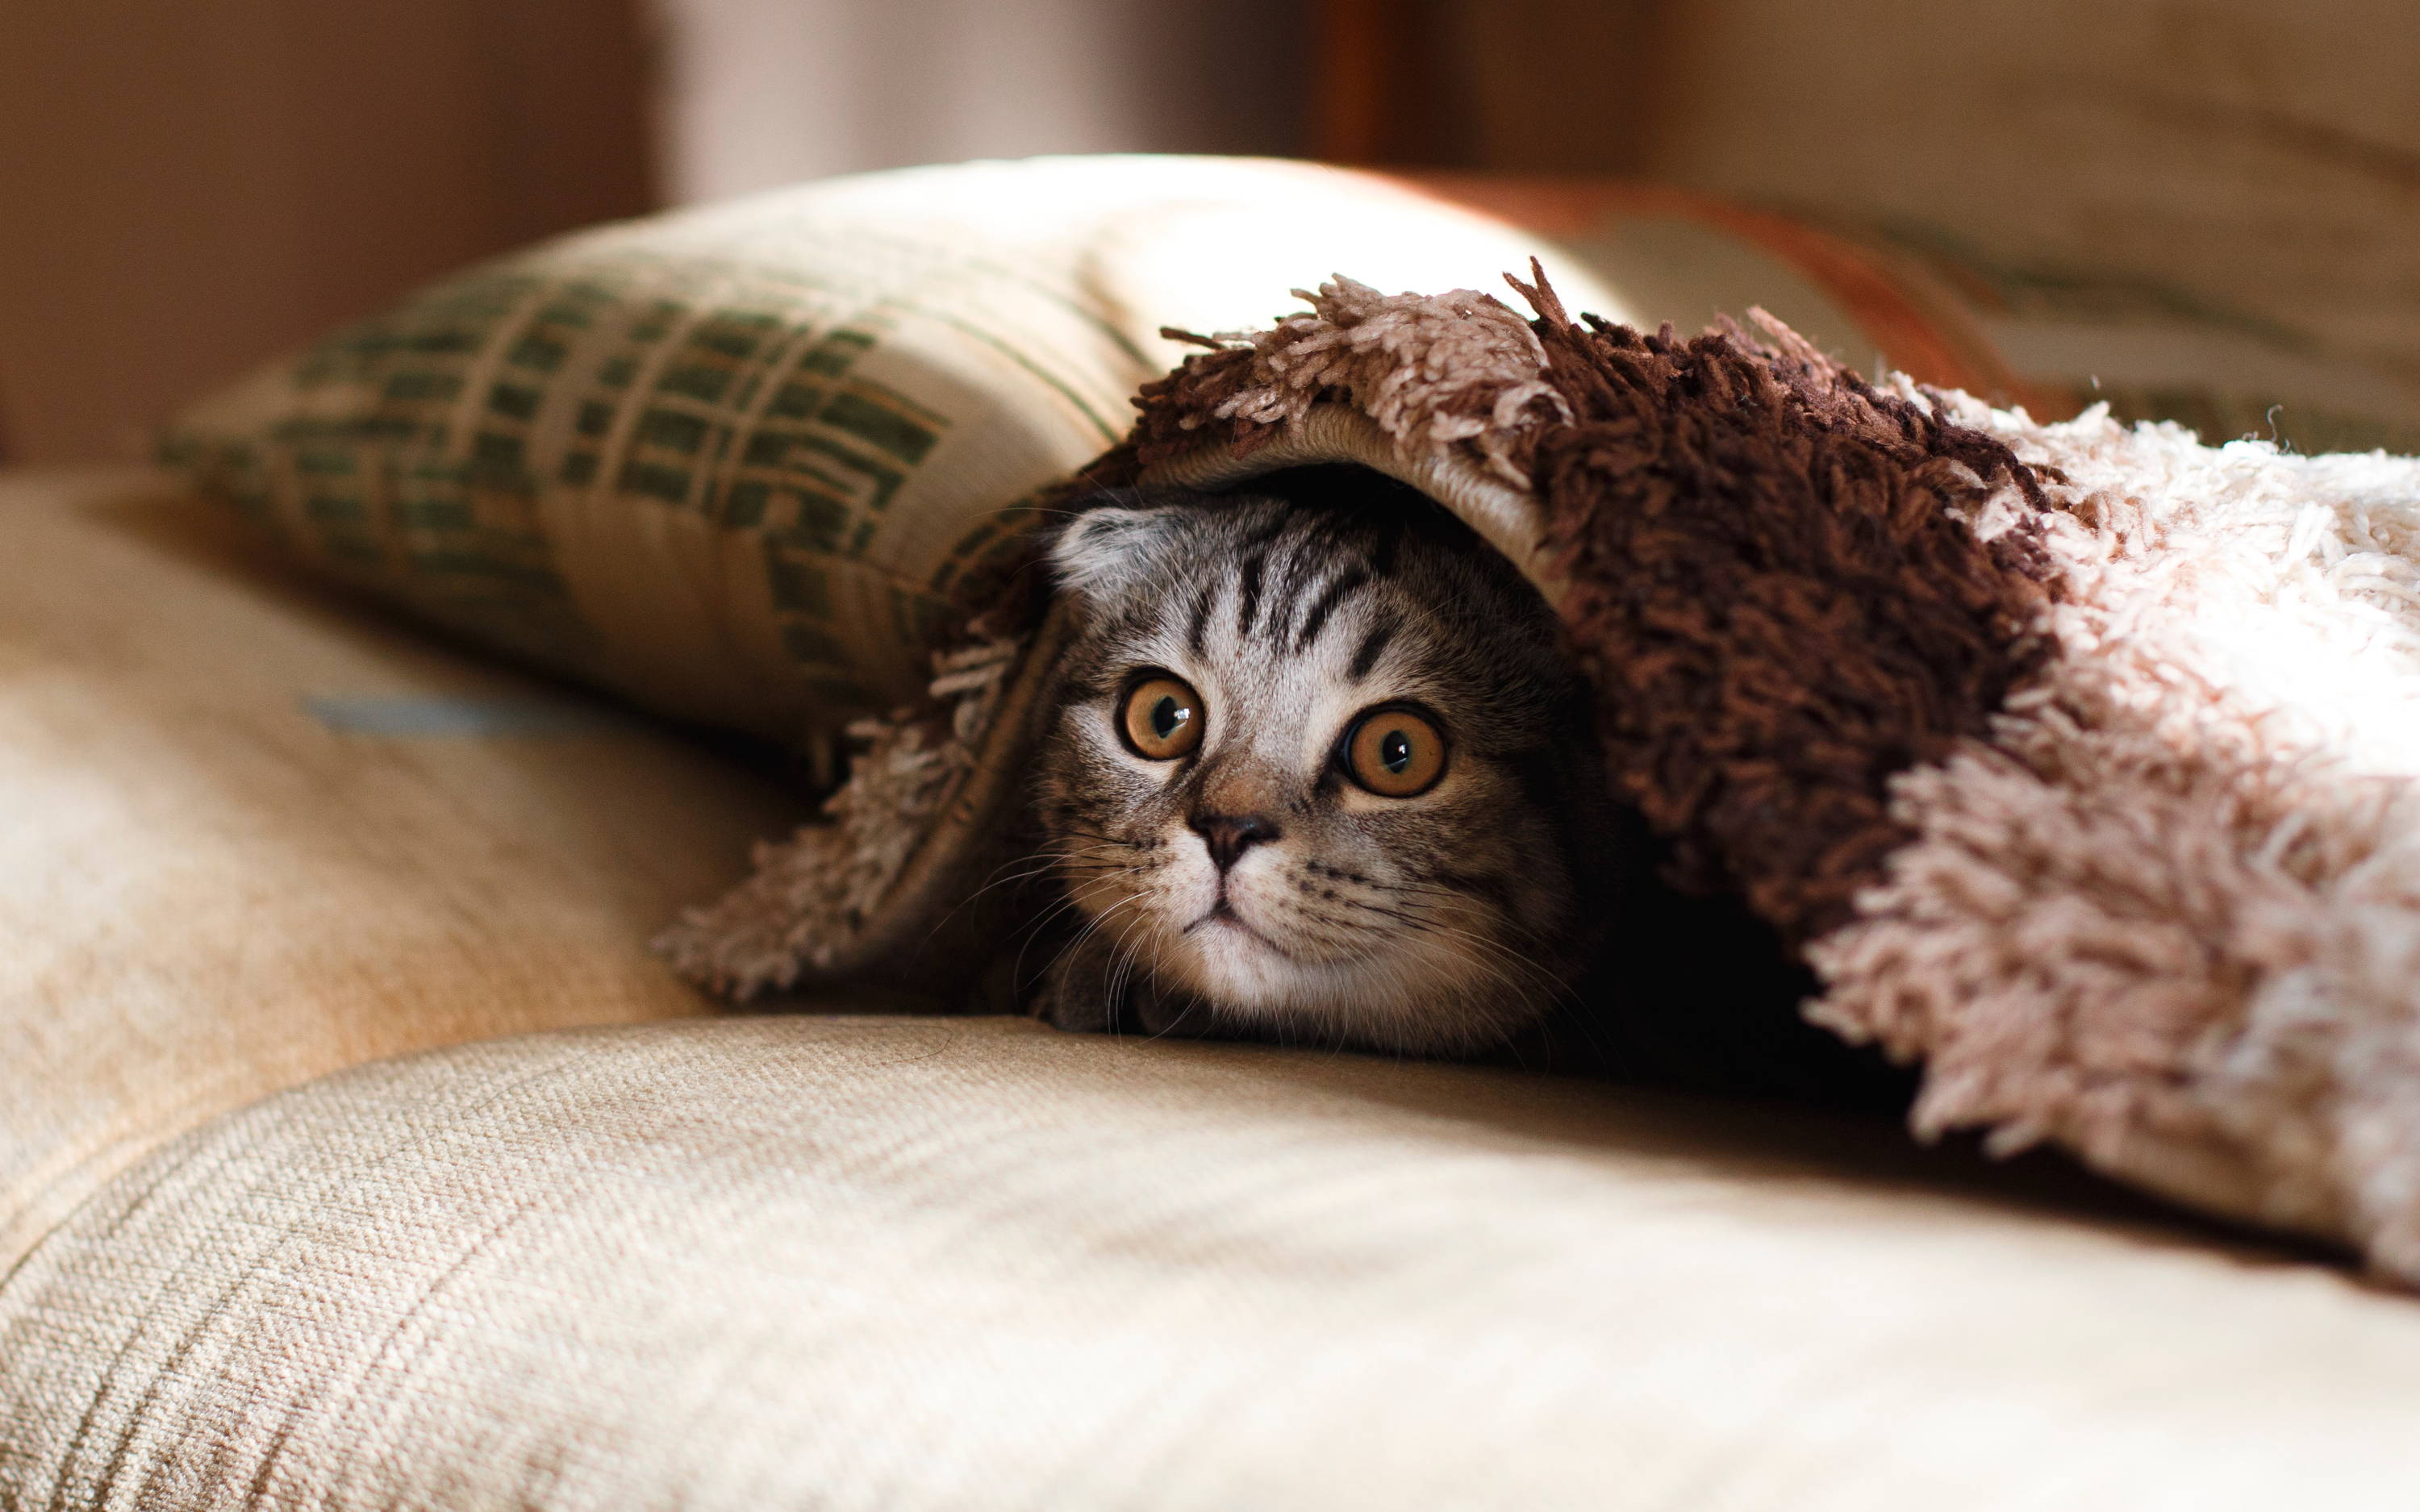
[1118, 674, 1204, 760]
[1343, 707, 1448, 798]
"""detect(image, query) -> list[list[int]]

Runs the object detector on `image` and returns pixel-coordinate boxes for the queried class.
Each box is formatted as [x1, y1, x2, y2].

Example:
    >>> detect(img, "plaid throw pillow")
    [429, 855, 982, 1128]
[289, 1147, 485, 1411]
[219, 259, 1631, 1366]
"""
[159, 156, 1629, 750]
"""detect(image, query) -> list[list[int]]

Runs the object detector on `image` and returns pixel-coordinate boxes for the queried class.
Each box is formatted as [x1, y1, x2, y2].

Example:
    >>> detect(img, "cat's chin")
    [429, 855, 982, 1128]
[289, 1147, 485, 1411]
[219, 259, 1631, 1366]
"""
[1153, 923, 1539, 1055]
[1154, 914, 1306, 1002]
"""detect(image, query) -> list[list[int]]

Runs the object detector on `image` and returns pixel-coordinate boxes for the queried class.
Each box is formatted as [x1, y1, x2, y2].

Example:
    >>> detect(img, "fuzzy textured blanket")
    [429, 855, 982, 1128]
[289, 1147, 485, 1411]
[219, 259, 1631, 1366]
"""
[667, 268, 2420, 1285]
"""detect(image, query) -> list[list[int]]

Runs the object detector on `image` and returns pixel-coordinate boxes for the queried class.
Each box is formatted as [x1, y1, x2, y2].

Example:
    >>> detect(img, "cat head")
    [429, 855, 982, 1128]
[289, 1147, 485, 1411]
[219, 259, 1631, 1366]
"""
[1033, 483, 1611, 1052]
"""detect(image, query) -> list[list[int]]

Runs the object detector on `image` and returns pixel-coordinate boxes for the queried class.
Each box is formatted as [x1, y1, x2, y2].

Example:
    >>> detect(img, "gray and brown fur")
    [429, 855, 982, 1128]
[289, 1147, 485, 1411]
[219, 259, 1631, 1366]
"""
[1031, 485, 1613, 1052]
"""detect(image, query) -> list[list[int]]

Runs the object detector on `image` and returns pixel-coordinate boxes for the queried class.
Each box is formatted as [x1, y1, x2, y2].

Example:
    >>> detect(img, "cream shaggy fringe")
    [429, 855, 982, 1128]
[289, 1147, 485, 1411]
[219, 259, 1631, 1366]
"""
[1183, 276, 1571, 486]
[654, 628, 1024, 998]
[1813, 396, 2420, 1277]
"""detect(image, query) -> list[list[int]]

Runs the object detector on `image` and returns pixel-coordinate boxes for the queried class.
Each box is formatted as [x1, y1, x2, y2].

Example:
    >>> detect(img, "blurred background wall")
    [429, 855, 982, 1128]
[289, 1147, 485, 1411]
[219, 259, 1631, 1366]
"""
[0, 0, 656, 464]
[652, 0, 1308, 204]
[1383, 0, 2420, 415]
[2, 0, 2414, 462]
[0, 0, 1310, 464]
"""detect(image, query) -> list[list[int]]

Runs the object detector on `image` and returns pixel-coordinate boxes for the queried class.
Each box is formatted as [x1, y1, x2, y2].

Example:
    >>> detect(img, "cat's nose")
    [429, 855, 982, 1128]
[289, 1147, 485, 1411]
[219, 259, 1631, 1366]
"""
[1190, 812, 1281, 872]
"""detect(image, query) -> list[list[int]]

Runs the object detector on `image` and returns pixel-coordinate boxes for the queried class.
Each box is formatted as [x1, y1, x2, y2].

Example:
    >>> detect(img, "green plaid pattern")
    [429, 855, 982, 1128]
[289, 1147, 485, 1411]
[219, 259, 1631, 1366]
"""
[163, 190, 1154, 745]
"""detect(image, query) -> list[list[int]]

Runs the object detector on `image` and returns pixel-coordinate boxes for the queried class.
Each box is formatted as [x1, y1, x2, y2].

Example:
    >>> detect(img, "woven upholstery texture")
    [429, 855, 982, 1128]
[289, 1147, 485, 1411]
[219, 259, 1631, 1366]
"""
[6, 1014, 2418, 1512]
[0, 468, 803, 1274]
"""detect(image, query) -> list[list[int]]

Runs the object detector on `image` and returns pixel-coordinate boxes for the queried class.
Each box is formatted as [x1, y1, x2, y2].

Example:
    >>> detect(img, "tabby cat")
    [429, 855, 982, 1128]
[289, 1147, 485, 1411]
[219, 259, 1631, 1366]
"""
[1030, 483, 1613, 1052]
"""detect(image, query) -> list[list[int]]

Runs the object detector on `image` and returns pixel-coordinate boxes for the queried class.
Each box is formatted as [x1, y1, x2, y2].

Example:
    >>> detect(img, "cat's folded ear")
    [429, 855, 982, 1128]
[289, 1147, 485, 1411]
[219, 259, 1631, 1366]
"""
[1044, 494, 1193, 602]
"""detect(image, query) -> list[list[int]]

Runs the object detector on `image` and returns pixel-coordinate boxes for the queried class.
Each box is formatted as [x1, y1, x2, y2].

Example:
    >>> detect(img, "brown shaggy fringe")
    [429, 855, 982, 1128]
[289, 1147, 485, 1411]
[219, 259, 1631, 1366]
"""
[1512, 274, 2061, 942]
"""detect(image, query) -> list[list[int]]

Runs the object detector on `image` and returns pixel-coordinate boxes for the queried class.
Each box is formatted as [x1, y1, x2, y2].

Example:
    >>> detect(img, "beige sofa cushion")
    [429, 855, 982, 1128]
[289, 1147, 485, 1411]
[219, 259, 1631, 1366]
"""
[9, 464, 2419, 1505]
[0, 467, 804, 1272]
[6, 1013, 2417, 1511]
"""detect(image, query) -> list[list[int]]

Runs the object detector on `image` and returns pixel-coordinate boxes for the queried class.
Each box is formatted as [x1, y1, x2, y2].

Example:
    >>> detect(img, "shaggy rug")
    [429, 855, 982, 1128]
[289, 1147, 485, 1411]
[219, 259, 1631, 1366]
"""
[665, 266, 2420, 1285]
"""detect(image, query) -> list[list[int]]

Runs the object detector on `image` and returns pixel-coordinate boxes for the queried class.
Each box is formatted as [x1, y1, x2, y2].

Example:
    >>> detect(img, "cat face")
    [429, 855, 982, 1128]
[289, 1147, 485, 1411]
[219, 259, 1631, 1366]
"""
[1033, 486, 1608, 1052]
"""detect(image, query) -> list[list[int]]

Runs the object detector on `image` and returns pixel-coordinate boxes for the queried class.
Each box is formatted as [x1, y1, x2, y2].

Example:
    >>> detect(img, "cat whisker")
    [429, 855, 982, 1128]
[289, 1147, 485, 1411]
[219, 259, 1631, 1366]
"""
[1106, 931, 1163, 1032]
[1069, 889, 1162, 1035]
[927, 846, 1137, 951]
[1011, 864, 1148, 991]
[1049, 889, 1146, 977]
[968, 851, 1108, 901]
[1312, 882, 1570, 1006]
[1401, 919, 1577, 1014]
[1357, 885, 1577, 997]
[1049, 826, 1153, 849]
